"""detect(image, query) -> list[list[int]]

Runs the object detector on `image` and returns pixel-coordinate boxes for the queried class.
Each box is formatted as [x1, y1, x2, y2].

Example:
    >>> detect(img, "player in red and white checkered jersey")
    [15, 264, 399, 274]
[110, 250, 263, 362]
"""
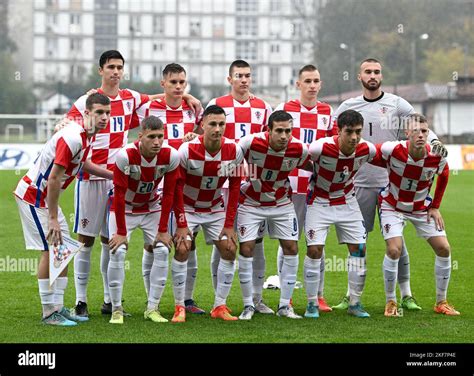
[236, 111, 309, 320]
[14, 93, 111, 326]
[207, 60, 274, 314]
[373, 114, 459, 316]
[136, 64, 205, 314]
[304, 110, 376, 319]
[106, 116, 181, 324]
[274, 64, 337, 312]
[173, 105, 243, 321]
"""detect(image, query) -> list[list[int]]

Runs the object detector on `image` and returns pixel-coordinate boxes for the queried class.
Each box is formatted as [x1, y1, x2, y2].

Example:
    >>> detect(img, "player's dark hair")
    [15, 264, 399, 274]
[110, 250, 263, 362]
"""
[141, 115, 164, 131]
[268, 110, 293, 130]
[407, 113, 427, 124]
[85, 93, 110, 110]
[99, 50, 125, 68]
[360, 57, 381, 67]
[229, 59, 251, 76]
[299, 64, 318, 77]
[162, 63, 186, 78]
[203, 105, 226, 119]
[337, 109, 364, 130]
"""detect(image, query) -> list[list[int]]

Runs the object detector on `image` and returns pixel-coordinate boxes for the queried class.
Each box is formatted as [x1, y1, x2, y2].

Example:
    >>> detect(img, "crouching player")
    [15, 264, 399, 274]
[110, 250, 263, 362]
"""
[375, 114, 459, 316]
[174, 105, 243, 321]
[304, 109, 376, 319]
[14, 93, 112, 326]
[107, 115, 179, 324]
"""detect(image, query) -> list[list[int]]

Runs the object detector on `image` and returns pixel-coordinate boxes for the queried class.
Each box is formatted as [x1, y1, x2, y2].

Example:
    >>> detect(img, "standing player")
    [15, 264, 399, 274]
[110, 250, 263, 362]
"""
[136, 63, 205, 315]
[274, 64, 337, 313]
[14, 93, 111, 326]
[237, 110, 309, 320]
[304, 110, 376, 319]
[332, 58, 446, 310]
[107, 116, 179, 324]
[375, 114, 459, 317]
[174, 105, 243, 321]
[207, 60, 274, 314]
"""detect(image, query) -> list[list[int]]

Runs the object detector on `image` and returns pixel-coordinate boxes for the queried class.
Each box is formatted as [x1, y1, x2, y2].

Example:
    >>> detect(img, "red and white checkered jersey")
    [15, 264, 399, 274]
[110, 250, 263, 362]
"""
[14, 121, 90, 208]
[275, 100, 337, 194]
[67, 88, 149, 181]
[238, 132, 309, 207]
[308, 136, 377, 206]
[111, 140, 179, 214]
[378, 141, 448, 214]
[178, 135, 244, 212]
[207, 95, 272, 141]
[136, 98, 202, 150]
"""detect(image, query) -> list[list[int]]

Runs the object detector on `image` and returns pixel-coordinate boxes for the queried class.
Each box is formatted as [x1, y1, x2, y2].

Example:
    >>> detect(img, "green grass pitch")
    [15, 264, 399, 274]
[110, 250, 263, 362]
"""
[0, 170, 472, 343]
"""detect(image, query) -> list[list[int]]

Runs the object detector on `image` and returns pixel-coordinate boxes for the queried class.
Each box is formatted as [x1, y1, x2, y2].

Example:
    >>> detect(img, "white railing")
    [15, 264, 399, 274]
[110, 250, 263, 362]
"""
[0, 114, 64, 142]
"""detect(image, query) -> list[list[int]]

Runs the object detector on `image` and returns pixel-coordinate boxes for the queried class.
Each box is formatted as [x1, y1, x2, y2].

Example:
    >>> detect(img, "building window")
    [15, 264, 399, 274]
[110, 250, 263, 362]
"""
[269, 0, 281, 12]
[270, 43, 280, 54]
[130, 15, 141, 33]
[95, 14, 117, 35]
[70, 14, 81, 25]
[95, 38, 117, 60]
[153, 15, 164, 35]
[70, 38, 82, 52]
[46, 38, 58, 57]
[213, 18, 225, 37]
[236, 41, 257, 61]
[190, 18, 201, 37]
[292, 43, 303, 56]
[95, 0, 117, 10]
[269, 66, 280, 86]
[236, 17, 258, 37]
[188, 47, 201, 59]
[236, 0, 258, 12]
[291, 22, 303, 37]
[212, 42, 225, 61]
[153, 42, 164, 52]
[70, 0, 82, 10]
[153, 65, 159, 79]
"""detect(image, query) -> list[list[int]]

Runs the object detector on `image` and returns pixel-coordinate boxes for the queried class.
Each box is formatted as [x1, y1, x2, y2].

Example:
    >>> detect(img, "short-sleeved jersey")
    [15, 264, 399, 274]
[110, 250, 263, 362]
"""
[136, 98, 202, 151]
[334, 92, 415, 188]
[275, 100, 337, 194]
[178, 135, 244, 212]
[67, 88, 149, 181]
[207, 95, 272, 142]
[14, 122, 90, 208]
[379, 141, 448, 214]
[111, 141, 179, 214]
[307, 136, 377, 206]
[238, 132, 309, 207]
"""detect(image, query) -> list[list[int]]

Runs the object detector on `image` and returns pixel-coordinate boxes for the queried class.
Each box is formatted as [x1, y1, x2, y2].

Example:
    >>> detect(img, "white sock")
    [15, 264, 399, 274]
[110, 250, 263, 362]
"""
[108, 246, 126, 311]
[214, 259, 235, 308]
[303, 256, 321, 305]
[74, 245, 92, 304]
[252, 241, 265, 303]
[148, 245, 169, 310]
[100, 243, 111, 304]
[210, 245, 220, 292]
[172, 258, 187, 306]
[185, 249, 198, 301]
[279, 254, 299, 308]
[38, 279, 55, 318]
[238, 255, 254, 307]
[54, 276, 68, 311]
[383, 255, 399, 302]
[398, 241, 412, 298]
[348, 255, 367, 306]
[435, 255, 451, 303]
[277, 245, 284, 277]
[318, 250, 325, 298]
[142, 249, 153, 297]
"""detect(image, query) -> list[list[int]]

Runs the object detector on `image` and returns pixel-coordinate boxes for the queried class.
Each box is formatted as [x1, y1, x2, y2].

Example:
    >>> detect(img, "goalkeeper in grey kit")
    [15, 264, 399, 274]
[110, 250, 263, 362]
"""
[331, 58, 447, 311]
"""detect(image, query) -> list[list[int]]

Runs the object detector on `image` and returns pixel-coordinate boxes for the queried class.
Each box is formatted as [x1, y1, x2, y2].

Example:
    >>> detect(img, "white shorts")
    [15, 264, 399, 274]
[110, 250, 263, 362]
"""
[305, 199, 366, 246]
[15, 196, 70, 251]
[108, 211, 162, 246]
[355, 186, 382, 233]
[379, 207, 447, 240]
[74, 179, 113, 238]
[178, 211, 226, 245]
[222, 187, 266, 238]
[292, 193, 307, 237]
[237, 204, 299, 242]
